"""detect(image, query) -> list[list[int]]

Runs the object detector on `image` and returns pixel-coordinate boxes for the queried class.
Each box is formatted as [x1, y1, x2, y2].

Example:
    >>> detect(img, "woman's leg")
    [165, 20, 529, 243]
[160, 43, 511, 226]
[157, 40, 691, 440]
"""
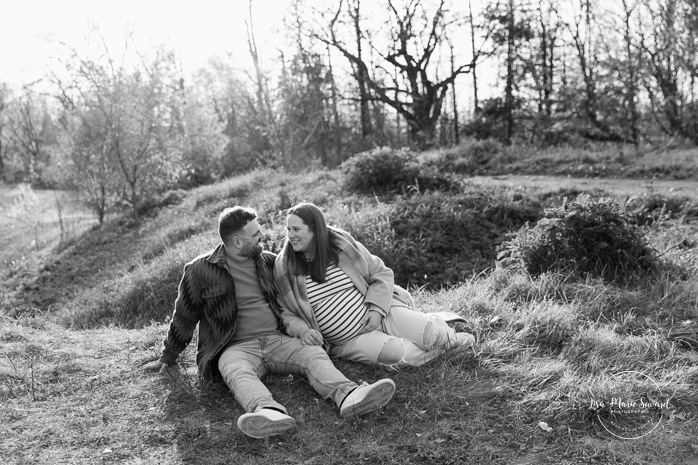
[332, 305, 473, 370]
[331, 329, 445, 370]
[381, 304, 461, 351]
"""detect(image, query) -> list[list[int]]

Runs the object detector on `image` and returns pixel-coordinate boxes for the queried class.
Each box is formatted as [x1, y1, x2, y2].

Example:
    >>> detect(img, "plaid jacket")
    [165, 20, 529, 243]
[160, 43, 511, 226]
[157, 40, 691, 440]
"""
[159, 244, 281, 380]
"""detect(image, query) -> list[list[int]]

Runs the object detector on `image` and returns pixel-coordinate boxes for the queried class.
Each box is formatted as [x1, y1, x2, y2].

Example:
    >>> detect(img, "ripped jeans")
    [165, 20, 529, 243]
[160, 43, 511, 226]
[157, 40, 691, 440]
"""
[330, 305, 458, 370]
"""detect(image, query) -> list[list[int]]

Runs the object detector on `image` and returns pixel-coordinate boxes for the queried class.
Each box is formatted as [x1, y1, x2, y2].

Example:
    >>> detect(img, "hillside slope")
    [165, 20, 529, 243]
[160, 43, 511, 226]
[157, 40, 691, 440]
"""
[2, 168, 698, 464]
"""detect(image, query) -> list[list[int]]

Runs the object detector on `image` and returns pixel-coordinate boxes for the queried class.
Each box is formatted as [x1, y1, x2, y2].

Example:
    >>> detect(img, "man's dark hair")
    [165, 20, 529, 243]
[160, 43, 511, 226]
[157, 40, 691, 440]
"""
[218, 207, 257, 242]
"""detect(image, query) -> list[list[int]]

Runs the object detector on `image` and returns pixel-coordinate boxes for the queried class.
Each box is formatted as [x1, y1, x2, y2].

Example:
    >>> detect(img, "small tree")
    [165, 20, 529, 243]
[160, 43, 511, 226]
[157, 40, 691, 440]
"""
[55, 25, 186, 220]
[5, 90, 58, 184]
[59, 108, 121, 224]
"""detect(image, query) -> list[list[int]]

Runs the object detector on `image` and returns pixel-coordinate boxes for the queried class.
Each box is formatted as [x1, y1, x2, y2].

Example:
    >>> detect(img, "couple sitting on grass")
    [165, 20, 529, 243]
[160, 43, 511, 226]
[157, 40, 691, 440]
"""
[142, 202, 475, 439]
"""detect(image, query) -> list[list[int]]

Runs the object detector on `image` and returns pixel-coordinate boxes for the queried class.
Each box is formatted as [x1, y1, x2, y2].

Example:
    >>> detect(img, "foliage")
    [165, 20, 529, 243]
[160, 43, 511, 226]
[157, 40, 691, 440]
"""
[276, 51, 338, 169]
[341, 147, 418, 193]
[625, 193, 698, 226]
[498, 195, 659, 283]
[345, 190, 541, 288]
[1, 90, 59, 185]
[423, 139, 506, 175]
[341, 147, 454, 194]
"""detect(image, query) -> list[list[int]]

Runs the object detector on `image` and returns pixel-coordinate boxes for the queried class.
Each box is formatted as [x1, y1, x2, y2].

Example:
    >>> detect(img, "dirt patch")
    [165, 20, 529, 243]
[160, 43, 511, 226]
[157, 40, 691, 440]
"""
[468, 175, 698, 199]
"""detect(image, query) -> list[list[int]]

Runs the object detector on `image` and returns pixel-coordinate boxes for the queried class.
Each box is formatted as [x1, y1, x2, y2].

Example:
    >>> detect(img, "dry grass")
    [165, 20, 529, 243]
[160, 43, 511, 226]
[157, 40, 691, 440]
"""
[0, 184, 97, 267]
[2, 161, 698, 464]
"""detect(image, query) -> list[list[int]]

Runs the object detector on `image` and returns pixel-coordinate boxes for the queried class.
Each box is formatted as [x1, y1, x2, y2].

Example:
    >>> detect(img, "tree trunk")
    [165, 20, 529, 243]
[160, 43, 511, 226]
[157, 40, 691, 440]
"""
[546, 35, 555, 117]
[504, 0, 515, 143]
[352, 0, 373, 139]
[469, 0, 479, 114]
[621, 0, 640, 144]
[449, 40, 460, 145]
[327, 45, 343, 166]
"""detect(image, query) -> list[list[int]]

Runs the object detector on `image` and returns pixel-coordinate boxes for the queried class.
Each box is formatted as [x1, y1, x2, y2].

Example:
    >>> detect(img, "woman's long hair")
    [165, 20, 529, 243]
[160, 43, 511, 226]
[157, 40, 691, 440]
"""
[284, 202, 339, 283]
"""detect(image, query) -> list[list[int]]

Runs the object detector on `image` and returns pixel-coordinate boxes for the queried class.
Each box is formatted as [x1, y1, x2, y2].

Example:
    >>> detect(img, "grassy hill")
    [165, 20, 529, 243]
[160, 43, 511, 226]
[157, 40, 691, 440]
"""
[2, 155, 698, 464]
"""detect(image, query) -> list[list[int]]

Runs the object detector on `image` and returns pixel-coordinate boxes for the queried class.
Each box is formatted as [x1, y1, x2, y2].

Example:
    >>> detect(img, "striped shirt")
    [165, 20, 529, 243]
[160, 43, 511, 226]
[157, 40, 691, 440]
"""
[306, 264, 366, 345]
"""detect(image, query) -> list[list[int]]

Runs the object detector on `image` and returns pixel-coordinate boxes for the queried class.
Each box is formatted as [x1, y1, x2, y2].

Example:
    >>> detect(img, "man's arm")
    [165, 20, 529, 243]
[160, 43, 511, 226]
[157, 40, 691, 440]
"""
[141, 359, 167, 372]
[143, 262, 203, 371]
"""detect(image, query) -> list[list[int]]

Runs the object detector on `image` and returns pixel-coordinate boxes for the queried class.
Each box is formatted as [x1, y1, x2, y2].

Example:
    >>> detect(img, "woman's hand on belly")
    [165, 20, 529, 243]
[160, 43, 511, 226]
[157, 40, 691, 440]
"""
[358, 310, 383, 334]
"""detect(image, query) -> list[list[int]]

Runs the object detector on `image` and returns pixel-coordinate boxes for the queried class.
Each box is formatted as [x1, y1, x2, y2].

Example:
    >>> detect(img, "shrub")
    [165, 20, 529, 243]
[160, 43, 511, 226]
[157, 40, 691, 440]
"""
[469, 138, 504, 165]
[341, 147, 419, 193]
[625, 194, 698, 226]
[348, 191, 541, 288]
[498, 195, 659, 284]
[341, 147, 455, 194]
[423, 139, 505, 175]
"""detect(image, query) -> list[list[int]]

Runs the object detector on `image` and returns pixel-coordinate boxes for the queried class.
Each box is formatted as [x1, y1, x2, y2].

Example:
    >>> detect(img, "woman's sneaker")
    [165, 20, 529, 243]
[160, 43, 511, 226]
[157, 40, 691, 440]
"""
[452, 332, 476, 348]
[237, 408, 296, 438]
[340, 379, 396, 418]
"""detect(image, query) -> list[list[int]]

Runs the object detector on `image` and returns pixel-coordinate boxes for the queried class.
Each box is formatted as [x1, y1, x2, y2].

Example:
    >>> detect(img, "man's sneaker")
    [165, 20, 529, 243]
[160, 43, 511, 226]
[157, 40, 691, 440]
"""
[339, 379, 396, 418]
[237, 408, 296, 438]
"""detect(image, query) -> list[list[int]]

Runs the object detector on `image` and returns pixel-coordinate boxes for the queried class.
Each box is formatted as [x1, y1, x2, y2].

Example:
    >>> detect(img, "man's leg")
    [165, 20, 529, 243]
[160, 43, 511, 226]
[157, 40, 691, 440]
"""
[261, 334, 395, 417]
[261, 334, 355, 406]
[217, 339, 295, 438]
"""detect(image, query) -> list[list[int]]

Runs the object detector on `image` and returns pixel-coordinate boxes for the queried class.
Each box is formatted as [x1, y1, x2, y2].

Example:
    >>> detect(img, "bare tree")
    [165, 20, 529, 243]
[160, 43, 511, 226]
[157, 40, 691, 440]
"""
[6, 90, 56, 183]
[537, 1, 558, 119]
[503, 0, 516, 142]
[245, 1, 276, 145]
[447, 37, 460, 145]
[620, 0, 641, 144]
[59, 107, 121, 224]
[638, 0, 698, 143]
[316, 0, 473, 148]
[348, 0, 374, 139]
[326, 44, 344, 165]
[468, 0, 480, 114]
[565, 0, 628, 141]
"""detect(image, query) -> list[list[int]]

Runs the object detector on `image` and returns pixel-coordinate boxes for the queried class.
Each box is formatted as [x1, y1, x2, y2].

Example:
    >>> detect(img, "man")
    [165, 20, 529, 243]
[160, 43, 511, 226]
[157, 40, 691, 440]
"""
[142, 206, 395, 439]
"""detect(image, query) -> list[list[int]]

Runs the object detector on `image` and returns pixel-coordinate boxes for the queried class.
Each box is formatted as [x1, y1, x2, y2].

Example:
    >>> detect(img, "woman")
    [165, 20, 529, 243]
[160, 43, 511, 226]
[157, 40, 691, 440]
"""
[274, 202, 475, 370]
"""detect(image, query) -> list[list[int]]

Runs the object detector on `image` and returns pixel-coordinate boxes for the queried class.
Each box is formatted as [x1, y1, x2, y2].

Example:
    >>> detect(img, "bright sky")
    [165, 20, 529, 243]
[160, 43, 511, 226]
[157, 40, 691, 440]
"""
[1, 0, 489, 112]
[0, 0, 287, 87]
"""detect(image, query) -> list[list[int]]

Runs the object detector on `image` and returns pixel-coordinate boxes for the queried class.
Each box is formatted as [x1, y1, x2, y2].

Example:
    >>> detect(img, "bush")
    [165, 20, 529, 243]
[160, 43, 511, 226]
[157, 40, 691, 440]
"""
[341, 147, 455, 194]
[470, 139, 505, 164]
[423, 139, 505, 175]
[625, 194, 698, 226]
[347, 192, 541, 288]
[498, 195, 659, 284]
[341, 147, 419, 193]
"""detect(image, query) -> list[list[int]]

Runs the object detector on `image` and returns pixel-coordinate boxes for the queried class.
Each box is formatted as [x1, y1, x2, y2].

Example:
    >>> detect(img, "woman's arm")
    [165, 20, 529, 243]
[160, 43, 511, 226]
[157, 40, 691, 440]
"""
[278, 295, 313, 337]
[343, 234, 395, 316]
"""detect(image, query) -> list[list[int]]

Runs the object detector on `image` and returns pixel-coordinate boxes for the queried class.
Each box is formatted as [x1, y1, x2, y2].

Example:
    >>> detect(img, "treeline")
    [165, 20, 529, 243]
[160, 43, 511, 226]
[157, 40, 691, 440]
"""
[0, 0, 696, 221]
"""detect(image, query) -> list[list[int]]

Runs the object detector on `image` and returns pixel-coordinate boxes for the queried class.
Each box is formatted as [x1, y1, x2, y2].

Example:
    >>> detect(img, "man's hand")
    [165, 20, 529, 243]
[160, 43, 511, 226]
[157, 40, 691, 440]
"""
[358, 310, 383, 334]
[300, 328, 324, 346]
[141, 360, 168, 373]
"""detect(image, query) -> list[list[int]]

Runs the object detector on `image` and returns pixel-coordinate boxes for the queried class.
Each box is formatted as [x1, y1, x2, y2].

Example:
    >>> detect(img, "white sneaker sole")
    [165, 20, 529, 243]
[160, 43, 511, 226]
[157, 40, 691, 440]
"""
[341, 380, 396, 417]
[238, 414, 296, 438]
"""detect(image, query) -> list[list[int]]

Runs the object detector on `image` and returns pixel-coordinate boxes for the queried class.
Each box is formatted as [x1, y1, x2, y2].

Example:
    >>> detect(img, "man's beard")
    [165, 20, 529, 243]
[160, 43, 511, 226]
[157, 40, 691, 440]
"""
[241, 242, 263, 258]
